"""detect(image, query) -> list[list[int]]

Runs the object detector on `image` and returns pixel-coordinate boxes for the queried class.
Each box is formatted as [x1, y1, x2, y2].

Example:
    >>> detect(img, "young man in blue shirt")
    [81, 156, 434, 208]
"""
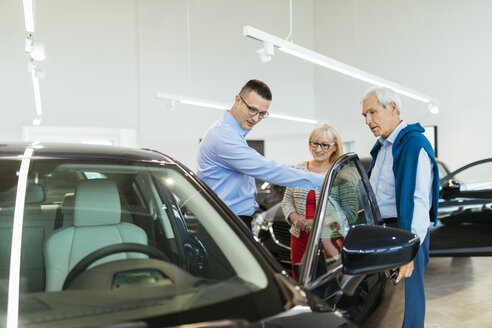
[197, 79, 324, 228]
[361, 86, 439, 328]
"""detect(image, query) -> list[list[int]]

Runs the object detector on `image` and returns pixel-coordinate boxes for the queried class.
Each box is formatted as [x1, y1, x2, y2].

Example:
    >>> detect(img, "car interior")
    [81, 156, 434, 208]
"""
[0, 159, 267, 297]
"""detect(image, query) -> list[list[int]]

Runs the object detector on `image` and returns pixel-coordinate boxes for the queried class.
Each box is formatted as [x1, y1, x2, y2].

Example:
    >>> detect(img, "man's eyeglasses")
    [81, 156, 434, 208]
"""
[309, 141, 334, 150]
[240, 95, 269, 119]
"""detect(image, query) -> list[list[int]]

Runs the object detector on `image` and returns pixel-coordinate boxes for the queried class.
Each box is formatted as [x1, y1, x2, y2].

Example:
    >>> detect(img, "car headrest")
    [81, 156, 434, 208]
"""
[61, 193, 74, 215]
[0, 183, 45, 206]
[74, 180, 121, 227]
[26, 184, 46, 203]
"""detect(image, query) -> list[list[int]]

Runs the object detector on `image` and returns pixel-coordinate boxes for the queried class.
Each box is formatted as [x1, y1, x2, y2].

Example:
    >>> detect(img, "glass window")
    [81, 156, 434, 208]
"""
[452, 161, 492, 191]
[436, 162, 449, 180]
[83, 171, 107, 179]
[0, 159, 279, 327]
[319, 158, 377, 264]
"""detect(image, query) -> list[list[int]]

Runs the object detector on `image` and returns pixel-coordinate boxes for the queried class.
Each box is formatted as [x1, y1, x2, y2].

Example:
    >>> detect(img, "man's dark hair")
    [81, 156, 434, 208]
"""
[239, 79, 272, 101]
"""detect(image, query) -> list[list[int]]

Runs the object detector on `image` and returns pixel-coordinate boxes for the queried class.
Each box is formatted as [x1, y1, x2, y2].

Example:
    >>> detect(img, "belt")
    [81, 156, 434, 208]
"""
[382, 217, 398, 225]
[239, 215, 253, 221]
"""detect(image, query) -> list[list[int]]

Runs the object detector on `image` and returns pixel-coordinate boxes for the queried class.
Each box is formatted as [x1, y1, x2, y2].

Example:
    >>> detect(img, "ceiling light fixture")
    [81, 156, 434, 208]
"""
[32, 117, 42, 126]
[256, 41, 274, 63]
[243, 25, 440, 114]
[428, 103, 440, 114]
[22, 0, 34, 33]
[22, 1, 46, 125]
[157, 92, 229, 111]
[156, 92, 318, 124]
[29, 42, 46, 61]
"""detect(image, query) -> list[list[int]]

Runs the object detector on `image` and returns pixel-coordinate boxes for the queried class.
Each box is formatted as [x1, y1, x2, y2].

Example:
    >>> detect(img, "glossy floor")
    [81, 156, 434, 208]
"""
[425, 257, 492, 327]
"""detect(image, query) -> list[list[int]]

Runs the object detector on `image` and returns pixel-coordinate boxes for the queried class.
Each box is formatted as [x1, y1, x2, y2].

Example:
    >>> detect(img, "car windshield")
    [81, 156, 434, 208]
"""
[0, 158, 281, 327]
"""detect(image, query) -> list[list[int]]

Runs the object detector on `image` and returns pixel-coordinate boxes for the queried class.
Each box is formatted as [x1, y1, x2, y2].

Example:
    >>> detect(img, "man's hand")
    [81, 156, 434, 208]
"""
[396, 261, 414, 283]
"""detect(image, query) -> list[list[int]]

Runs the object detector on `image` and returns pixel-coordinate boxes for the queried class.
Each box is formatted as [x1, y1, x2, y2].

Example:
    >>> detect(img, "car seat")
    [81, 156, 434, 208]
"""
[44, 179, 148, 291]
[0, 184, 48, 292]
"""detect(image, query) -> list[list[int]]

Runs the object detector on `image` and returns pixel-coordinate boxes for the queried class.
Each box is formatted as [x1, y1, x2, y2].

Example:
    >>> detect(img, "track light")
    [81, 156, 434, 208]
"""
[243, 25, 440, 108]
[32, 116, 42, 126]
[24, 37, 32, 53]
[428, 103, 439, 114]
[165, 99, 177, 111]
[29, 42, 46, 62]
[256, 41, 274, 63]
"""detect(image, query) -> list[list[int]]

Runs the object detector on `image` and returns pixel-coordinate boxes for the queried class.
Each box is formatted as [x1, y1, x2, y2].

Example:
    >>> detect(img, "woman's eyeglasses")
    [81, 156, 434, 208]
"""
[309, 141, 334, 150]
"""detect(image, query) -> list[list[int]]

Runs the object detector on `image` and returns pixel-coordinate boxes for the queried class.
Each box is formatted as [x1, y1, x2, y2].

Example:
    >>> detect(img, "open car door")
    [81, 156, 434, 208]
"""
[297, 153, 420, 327]
[431, 158, 492, 256]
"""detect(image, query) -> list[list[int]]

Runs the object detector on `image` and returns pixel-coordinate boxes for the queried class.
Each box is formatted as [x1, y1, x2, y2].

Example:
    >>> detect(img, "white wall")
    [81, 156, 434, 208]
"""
[137, 0, 318, 168]
[1, 0, 492, 171]
[0, 0, 317, 170]
[313, 0, 492, 170]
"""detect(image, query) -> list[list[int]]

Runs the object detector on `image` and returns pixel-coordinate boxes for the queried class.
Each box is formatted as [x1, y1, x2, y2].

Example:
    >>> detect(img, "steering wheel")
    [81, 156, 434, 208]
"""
[63, 243, 169, 290]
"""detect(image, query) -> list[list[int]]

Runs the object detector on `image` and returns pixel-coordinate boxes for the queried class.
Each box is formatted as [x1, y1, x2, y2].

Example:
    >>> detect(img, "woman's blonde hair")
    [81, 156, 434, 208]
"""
[308, 123, 344, 162]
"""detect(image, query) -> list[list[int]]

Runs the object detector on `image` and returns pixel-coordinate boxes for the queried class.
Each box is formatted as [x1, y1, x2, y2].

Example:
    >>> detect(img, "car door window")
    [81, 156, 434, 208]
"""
[448, 161, 492, 191]
[301, 154, 380, 285]
[436, 161, 449, 180]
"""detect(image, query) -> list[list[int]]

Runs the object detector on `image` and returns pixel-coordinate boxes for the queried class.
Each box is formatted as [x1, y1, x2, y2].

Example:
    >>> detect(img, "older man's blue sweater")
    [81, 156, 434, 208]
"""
[368, 123, 440, 232]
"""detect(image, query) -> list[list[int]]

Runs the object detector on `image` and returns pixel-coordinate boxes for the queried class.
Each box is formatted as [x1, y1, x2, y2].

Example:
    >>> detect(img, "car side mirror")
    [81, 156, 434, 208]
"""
[342, 225, 420, 276]
[440, 179, 460, 200]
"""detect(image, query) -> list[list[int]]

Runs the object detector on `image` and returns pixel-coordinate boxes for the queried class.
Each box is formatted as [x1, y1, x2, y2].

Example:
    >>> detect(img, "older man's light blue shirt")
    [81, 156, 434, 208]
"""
[197, 111, 324, 216]
[369, 121, 434, 244]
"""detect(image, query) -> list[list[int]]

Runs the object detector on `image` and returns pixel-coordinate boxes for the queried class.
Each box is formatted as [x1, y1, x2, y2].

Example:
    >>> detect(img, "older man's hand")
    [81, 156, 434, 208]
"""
[396, 261, 414, 283]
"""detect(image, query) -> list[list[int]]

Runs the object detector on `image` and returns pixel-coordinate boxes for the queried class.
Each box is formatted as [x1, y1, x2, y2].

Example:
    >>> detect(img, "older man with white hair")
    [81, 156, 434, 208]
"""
[361, 86, 440, 328]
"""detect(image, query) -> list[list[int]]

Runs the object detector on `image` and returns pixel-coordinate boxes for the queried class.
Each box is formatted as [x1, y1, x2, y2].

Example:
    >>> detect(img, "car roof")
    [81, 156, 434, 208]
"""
[0, 142, 175, 164]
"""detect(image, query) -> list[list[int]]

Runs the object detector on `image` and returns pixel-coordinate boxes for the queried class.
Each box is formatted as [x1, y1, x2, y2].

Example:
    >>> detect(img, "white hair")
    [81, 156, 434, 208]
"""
[361, 86, 401, 115]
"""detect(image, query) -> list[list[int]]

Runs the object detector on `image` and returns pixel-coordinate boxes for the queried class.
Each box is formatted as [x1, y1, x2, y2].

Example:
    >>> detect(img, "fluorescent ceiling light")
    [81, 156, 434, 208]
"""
[243, 25, 440, 110]
[31, 70, 42, 116]
[156, 92, 318, 124]
[269, 113, 318, 124]
[156, 92, 229, 111]
[22, 0, 34, 33]
[180, 99, 229, 111]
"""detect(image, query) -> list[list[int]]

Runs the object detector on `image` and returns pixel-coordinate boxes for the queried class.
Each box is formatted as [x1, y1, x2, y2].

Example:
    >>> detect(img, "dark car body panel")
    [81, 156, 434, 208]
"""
[430, 158, 492, 256]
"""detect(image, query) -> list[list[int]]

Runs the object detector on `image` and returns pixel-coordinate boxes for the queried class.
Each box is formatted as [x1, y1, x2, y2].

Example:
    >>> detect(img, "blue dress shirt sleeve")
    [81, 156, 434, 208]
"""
[197, 112, 325, 216]
[216, 129, 324, 190]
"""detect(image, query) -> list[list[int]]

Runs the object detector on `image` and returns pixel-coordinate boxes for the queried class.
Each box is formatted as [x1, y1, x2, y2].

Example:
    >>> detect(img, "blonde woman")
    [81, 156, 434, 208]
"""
[281, 123, 343, 280]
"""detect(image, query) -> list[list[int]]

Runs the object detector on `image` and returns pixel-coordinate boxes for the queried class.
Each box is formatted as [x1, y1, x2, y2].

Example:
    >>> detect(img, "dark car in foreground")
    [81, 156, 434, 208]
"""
[0, 144, 418, 328]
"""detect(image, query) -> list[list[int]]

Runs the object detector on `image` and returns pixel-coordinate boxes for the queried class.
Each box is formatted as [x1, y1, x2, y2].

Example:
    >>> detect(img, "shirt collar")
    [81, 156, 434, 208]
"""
[378, 120, 407, 145]
[224, 110, 250, 137]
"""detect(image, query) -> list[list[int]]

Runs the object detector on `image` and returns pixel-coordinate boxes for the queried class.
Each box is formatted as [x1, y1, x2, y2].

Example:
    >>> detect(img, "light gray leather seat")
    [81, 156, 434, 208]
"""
[61, 192, 75, 223]
[0, 184, 48, 293]
[44, 179, 148, 291]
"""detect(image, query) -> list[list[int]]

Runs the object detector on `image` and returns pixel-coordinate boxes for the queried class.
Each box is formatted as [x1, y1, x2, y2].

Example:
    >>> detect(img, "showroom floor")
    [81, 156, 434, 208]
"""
[425, 257, 492, 327]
